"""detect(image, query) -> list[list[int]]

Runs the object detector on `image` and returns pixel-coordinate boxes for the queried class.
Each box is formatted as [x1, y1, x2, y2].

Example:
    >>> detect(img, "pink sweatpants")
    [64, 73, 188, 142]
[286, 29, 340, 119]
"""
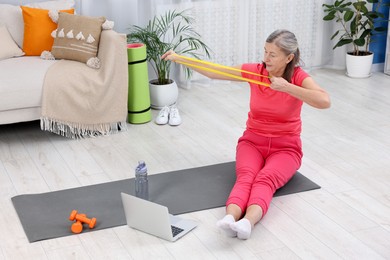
[226, 130, 303, 217]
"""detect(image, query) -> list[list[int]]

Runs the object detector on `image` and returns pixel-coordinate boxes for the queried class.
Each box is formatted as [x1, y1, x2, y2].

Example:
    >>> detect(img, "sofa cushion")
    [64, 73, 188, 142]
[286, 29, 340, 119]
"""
[0, 57, 56, 111]
[51, 13, 105, 64]
[0, 4, 24, 48]
[0, 24, 24, 60]
[0, 1, 75, 49]
[21, 6, 74, 56]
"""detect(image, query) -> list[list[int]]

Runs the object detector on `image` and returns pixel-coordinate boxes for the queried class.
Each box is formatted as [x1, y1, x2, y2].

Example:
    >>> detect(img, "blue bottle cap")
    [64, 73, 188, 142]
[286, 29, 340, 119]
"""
[136, 160, 147, 173]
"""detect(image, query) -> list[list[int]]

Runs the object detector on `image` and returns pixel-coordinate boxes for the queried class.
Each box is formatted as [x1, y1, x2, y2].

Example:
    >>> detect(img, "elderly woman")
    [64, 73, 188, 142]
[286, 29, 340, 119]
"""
[162, 29, 330, 240]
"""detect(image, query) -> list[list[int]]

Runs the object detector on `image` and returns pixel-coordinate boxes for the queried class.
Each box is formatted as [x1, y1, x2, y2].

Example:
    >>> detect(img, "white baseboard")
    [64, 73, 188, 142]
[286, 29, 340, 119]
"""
[312, 63, 386, 74]
[371, 63, 384, 72]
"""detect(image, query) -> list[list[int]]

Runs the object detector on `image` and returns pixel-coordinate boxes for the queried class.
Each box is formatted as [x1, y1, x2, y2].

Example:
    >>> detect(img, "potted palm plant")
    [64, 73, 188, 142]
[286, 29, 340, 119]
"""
[322, 0, 389, 78]
[127, 10, 211, 109]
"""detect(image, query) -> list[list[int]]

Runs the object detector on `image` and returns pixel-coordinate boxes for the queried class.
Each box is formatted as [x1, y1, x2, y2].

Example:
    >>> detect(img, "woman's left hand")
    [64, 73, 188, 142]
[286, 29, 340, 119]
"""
[269, 77, 289, 92]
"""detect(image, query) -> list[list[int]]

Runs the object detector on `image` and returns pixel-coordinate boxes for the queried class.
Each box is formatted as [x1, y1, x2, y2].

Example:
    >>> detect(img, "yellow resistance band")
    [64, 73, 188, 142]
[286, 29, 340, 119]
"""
[174, 54, 270, 87]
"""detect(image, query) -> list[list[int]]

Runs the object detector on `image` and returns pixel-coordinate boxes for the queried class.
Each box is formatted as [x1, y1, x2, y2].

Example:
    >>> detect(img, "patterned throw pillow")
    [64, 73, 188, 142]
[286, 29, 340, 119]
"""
[51, 12, 105, 65]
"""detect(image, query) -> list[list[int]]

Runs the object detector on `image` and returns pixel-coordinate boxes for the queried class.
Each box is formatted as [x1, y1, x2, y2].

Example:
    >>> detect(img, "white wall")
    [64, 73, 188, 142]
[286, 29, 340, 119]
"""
[0, 0, 81, 12]
[80, 0, 138, 34]
[0, 0, 138, 34]
[0, 0, 353, 70]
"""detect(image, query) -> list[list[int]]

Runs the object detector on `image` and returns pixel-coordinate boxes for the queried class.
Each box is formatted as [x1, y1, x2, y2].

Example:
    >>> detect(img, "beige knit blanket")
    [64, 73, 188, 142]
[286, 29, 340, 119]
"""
[40, 30, 128, 138]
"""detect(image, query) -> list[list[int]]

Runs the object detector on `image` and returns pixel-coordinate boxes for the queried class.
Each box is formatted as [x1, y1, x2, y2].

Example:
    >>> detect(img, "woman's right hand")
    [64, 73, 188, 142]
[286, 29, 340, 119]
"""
[161, 50, 177, 61]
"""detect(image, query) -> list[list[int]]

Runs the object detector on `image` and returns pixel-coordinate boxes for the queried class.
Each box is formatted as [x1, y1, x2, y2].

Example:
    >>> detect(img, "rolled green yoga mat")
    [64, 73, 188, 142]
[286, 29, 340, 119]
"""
[127, 43, 152, 124]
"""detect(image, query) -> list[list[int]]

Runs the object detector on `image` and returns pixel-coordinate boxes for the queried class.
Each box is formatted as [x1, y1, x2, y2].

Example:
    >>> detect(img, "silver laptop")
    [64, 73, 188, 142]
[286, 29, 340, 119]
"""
[121, 192, 197, 242]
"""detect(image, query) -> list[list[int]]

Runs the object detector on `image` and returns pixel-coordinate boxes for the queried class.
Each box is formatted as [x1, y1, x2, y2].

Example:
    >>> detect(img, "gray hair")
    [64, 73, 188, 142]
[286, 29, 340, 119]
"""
[265, 29, 301, 82]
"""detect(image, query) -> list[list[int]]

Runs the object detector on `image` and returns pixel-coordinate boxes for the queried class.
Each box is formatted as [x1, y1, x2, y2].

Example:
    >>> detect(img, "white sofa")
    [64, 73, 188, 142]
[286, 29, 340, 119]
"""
[0, 0, 128, 135]
[0, 56, 57, 124]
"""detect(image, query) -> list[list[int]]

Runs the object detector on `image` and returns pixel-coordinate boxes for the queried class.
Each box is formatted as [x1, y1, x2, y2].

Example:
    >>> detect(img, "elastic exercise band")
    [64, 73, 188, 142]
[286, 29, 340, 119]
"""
[175, 60, 270, 87]
[176, 54, 270, 79]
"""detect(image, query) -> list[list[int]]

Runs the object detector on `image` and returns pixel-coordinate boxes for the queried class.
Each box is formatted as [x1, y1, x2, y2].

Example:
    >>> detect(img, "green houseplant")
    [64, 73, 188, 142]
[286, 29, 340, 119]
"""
[128, 10, 211, 108]
[322, 0, 389, 77]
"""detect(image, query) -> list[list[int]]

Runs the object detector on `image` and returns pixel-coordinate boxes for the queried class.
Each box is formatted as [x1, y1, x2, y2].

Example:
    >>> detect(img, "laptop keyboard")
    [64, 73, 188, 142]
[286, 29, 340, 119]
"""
[171, 225, 184, 237]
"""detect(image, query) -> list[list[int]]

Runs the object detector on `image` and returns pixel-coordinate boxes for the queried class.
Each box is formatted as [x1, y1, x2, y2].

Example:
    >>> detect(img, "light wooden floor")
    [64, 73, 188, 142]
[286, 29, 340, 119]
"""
[0, 68, 389, 260]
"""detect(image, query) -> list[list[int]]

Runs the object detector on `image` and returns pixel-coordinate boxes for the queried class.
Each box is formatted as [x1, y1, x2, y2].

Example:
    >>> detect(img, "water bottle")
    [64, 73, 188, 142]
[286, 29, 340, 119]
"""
[135, 160, 148, 200]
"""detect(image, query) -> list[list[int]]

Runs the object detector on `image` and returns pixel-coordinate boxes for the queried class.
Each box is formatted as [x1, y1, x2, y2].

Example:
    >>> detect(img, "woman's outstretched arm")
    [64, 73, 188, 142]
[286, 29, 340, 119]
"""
[161, 50, 243, 81]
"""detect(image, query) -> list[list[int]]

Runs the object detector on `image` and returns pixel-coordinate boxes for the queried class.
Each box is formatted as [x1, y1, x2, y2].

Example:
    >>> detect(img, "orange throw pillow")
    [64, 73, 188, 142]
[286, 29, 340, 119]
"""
[21, 6, 74, 56]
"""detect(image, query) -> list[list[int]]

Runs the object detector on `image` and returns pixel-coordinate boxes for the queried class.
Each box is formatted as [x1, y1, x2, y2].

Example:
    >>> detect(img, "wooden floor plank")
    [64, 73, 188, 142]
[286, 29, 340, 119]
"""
[273, 195, 385, 259]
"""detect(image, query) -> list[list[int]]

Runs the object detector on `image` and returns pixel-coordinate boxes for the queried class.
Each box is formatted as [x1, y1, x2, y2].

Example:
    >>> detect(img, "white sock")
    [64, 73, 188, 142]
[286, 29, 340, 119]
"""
[230, 218, 252, 240]
[216, 214, 237, 237]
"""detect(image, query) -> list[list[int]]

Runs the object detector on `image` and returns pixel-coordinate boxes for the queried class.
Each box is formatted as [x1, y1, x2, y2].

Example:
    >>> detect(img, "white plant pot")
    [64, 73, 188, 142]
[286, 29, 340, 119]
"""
[149, 79, 179, 109]
[346, 52, 374, 78]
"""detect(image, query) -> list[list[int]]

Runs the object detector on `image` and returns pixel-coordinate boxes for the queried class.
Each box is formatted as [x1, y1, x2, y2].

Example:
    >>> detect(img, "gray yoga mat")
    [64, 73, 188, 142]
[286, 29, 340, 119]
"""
[11, 161, 320, 242]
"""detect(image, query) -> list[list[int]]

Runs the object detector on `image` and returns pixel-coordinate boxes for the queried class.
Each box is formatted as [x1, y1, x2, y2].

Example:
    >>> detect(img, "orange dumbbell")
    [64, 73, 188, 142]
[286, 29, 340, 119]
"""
[70, 214, 86, 234]
[69, 210, 97, 229]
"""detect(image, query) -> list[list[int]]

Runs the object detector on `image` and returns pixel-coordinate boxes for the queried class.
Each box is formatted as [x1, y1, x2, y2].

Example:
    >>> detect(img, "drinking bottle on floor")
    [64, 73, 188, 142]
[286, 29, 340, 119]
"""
[135, 160, 148, 200]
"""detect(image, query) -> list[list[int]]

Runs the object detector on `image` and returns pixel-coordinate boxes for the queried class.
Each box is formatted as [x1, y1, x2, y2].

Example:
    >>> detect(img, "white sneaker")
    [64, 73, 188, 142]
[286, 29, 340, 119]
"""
[155, 106, 170, 125]
[168, 105, 182, 126]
